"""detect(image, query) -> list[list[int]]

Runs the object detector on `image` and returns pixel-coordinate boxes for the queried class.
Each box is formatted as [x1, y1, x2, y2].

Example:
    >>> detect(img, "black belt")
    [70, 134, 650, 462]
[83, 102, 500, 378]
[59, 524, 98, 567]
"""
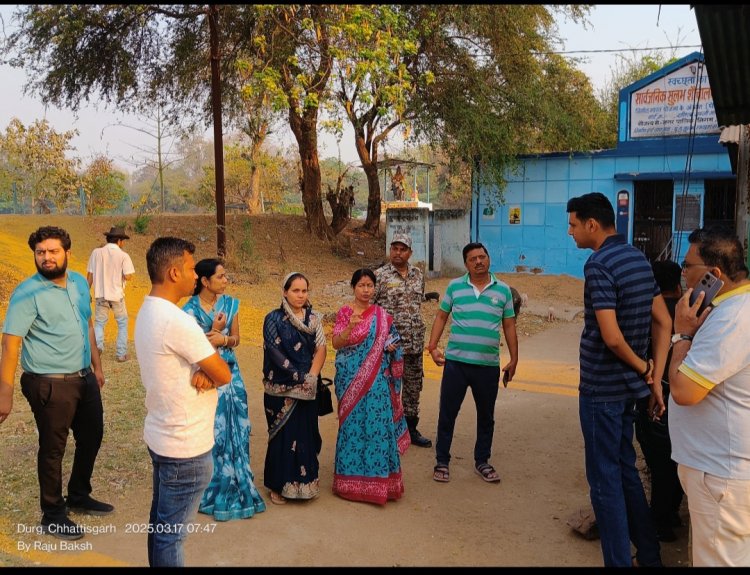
[26, 367, 92, 380]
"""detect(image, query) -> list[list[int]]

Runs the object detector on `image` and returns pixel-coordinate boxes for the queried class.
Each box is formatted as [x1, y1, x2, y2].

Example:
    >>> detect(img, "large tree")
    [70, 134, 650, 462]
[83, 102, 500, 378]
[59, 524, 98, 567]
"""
[406, 5, 600, 201]
[6, 4, 608, 232]
[4, 4, 263, 248]
[329, 5, 426, 233]
[245, 5, 342, 239]
[0, 118, 80, 213]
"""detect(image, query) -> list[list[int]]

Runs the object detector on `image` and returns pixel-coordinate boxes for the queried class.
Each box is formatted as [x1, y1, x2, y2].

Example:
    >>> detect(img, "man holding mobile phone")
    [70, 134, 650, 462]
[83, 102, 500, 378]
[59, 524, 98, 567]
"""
[669, 226, 750, 567]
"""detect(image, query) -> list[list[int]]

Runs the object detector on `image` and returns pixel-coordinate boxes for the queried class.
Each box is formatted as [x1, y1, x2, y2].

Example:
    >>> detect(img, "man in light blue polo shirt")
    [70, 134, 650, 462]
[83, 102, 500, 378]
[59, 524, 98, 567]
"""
[0, 226, 111, 542]
[426, 242, 518, 484]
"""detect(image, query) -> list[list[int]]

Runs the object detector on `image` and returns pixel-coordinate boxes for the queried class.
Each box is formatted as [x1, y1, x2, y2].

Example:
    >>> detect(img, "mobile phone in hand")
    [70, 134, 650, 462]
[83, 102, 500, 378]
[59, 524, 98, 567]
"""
[689, 270, 724, 315]
[385, 332, 401, 348]
[502, 370, 510, 388]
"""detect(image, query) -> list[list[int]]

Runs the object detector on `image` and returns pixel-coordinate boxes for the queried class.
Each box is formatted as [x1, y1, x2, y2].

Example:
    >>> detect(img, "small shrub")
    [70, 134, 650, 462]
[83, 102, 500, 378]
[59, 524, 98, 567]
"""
[134, 214, 151, 234]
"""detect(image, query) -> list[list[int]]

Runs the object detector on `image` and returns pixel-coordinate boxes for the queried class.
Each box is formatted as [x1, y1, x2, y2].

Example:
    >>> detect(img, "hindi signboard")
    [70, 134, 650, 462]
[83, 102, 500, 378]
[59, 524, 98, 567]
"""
[630, 62, 720, 139]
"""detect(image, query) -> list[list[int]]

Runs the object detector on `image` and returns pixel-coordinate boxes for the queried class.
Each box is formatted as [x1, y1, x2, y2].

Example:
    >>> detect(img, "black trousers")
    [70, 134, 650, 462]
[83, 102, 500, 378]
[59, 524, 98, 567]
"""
[635, 388, 684, 530]
[435, 359, 500, 466]
[20, 371, 104, 521]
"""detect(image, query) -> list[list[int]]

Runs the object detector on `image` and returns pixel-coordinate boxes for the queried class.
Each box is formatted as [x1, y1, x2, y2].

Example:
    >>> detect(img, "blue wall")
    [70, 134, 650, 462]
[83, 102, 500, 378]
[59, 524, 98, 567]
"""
[473, 148, 732, 278]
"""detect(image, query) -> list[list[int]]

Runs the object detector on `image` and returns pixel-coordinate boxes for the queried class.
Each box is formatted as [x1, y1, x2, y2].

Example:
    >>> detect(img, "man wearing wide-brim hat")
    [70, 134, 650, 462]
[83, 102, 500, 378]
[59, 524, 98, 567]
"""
[86, 226, 135, 362]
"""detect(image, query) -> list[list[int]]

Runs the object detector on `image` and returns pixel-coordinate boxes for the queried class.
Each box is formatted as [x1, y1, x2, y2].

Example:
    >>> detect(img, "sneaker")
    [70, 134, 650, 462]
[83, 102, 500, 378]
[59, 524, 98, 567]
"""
[115, 354, 129, 363]
[66, 495, 115, 516]
[41, 516, 84, 541]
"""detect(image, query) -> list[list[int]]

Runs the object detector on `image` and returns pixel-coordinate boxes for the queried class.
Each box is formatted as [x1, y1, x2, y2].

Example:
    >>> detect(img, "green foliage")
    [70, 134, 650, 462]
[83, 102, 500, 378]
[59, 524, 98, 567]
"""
[134, 214, 151, 235]
[0, 118, 80, 213]
[272, 203, 305, 216]
[6, 4, 611, 226]
[197, 140, 290, 213]
[80, 155, 128, 215]
[406, 5, 597, 203]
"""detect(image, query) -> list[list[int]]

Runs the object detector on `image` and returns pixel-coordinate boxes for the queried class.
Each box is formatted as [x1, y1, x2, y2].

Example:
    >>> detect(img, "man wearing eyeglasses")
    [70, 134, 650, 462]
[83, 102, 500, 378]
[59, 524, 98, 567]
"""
[668, 226, 750, 567]
[567, 192, 672, 568]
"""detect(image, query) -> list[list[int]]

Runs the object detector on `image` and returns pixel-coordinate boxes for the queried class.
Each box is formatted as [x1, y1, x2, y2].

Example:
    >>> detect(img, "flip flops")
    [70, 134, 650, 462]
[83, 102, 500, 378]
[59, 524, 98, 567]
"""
[269, 491, 287, 505]
[432, 464, 450, 483]
[475, 462, 501, 483]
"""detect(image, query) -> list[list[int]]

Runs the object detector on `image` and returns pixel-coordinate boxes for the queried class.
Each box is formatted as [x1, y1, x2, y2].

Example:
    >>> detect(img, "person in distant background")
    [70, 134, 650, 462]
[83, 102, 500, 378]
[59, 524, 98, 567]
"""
[634, 259, 684, 543]
[87, 225, 135, 362]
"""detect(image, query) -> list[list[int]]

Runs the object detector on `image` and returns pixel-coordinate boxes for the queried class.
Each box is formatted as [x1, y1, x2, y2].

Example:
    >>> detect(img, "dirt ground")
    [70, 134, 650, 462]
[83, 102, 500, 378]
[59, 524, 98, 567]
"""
[0, 214, 691, 567]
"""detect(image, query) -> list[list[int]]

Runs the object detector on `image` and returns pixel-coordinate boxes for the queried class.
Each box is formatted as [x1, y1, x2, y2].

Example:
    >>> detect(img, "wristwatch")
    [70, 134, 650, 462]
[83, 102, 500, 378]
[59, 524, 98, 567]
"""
[671, 333, 693, 344]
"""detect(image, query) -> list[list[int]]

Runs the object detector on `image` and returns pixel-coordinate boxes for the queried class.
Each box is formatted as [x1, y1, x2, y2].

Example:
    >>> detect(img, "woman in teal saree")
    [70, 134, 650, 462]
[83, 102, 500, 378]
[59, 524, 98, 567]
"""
[331, 268, 410, 505]
[183, 258, 266, 521]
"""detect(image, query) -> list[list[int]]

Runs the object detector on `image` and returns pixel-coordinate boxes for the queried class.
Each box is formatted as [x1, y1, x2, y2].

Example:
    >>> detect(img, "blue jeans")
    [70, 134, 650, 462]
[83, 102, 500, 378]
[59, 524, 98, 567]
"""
[147, 448, 213, 567]
[579, 395, 661, 567]
[94, 298, 129, 357]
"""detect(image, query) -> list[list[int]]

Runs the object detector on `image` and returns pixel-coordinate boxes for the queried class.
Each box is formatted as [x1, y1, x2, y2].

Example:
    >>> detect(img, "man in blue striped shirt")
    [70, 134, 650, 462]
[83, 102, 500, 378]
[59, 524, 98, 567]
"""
[567, 192, 671, 567]
[426, 242, 518, 484]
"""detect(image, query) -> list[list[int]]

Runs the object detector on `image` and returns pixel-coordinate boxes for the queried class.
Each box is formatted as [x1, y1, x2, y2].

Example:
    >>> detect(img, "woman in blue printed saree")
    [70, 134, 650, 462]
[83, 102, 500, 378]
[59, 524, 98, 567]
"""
[331, 268, 410, 505]
[262, 272, 327, 505]
[183, 259, 266, 521]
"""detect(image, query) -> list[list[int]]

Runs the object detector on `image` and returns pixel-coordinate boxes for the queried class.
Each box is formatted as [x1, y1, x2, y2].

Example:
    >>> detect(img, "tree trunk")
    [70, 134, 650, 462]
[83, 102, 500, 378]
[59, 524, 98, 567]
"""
[289, 109, 333, 240]
[361, 162, 382, 234]
[327, 184, 354, 234]
[245, 163, 262, 214]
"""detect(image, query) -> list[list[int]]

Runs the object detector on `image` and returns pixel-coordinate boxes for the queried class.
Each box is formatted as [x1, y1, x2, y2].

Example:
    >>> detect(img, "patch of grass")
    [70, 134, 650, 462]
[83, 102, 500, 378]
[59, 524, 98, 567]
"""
[0, 356, 150, 528]
[272, 204, 305, 216]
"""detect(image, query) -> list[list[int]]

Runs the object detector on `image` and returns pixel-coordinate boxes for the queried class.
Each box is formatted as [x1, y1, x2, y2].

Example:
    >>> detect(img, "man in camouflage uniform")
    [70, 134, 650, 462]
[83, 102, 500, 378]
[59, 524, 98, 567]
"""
[373, 233, 432, 447]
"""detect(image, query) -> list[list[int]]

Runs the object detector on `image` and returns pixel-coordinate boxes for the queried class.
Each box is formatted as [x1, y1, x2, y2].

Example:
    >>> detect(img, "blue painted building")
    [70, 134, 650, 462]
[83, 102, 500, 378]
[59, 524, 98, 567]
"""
[472, 52, 736, 278]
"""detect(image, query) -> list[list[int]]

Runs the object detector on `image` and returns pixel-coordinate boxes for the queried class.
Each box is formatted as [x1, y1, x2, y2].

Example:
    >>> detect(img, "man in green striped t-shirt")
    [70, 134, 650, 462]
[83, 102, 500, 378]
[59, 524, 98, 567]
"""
[426, 242, 518, 484]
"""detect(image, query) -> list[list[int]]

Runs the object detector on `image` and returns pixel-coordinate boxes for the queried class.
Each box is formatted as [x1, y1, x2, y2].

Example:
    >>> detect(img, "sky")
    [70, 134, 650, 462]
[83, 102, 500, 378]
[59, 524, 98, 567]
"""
[1, 5, 703, 172]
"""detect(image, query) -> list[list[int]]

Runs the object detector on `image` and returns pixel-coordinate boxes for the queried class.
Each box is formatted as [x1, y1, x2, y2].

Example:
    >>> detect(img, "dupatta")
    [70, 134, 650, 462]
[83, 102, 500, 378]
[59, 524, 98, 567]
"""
[334, 304, 404, 427]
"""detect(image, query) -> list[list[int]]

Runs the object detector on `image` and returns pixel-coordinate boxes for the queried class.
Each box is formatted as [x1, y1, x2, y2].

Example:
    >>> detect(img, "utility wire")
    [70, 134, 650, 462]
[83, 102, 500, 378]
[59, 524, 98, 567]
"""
[532, 45, 702, 57]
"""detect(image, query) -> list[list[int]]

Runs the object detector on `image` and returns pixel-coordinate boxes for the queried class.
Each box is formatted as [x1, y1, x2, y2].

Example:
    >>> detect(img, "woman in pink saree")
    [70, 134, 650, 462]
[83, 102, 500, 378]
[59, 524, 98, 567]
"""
[331, 268, 410, 504]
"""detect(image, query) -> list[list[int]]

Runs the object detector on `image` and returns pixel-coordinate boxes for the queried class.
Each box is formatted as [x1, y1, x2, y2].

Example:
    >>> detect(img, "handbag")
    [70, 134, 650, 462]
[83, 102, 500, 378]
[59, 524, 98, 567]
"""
[317, 376, 334, 416]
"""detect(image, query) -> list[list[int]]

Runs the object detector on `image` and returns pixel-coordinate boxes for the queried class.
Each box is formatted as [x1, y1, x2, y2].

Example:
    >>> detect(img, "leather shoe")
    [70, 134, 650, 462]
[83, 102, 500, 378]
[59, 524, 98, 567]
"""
[66, 495, 115, 516]
[41, 516, 84, 541]
[410, 429, 433, 448]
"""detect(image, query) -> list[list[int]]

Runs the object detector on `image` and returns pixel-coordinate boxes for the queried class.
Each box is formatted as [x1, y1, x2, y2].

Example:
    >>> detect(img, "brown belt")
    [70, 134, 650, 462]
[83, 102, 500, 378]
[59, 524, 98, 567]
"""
[25, 368, 92, 380]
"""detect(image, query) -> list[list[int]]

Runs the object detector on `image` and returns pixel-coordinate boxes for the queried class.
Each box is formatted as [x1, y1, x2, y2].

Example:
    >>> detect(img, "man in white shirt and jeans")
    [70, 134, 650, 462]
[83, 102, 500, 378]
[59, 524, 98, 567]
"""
[87, 226, 135, 362]
[135, 236, 230, 567]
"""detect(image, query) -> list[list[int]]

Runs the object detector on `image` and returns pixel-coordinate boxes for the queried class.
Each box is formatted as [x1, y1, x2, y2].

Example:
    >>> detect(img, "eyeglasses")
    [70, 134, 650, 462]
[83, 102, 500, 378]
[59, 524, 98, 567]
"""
[680, 261, 709, 270]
